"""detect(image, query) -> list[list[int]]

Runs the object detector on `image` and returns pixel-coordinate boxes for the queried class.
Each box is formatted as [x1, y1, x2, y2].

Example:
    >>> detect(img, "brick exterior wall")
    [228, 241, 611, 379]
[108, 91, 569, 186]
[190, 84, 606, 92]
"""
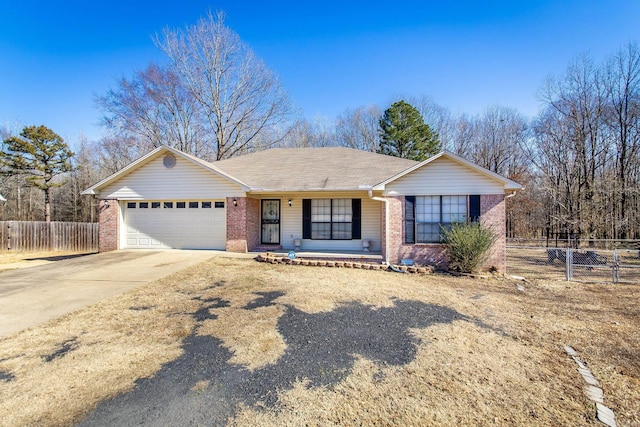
[98, 199, 119, 252]
[225, 197, 260, 252]
[384, 194, 507, 272]
[246, 197, 260, 251]
[480, 194, 506, 272]
[384, 196, 449, 268]
[226, 197, 247, 252]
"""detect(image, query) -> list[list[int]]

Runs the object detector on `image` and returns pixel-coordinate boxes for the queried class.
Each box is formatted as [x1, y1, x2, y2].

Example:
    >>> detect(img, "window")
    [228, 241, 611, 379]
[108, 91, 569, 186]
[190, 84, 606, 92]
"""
[127, 202, 136, 209]
[202, 201, 212, 208]
[214, 201, 225, 208]
[164, 202, 173, 209]
[177, 202, 186, 208]
[405, 195, 479, 243]
[303, 199, 361, 240]
[189, 202, 199, 208]
[151, 202, 161, 208]
[311, 199, 331, 239]
[139, 202, 148, 208]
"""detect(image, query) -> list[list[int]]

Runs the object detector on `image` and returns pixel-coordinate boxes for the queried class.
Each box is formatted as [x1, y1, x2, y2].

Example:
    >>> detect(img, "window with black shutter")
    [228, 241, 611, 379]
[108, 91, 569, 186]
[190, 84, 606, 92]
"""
[302, 198, 361, 240]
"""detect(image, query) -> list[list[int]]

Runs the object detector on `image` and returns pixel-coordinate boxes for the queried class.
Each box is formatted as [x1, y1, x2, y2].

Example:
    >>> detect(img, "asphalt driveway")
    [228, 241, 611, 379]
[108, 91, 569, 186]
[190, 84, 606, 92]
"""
[0, 250, 226, 338]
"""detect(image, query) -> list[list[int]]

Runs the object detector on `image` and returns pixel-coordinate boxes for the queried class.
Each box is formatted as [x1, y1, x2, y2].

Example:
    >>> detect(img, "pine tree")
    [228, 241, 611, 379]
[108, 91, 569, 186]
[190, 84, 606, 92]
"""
[377, 100, 441, 160]
[1, 125, 74, 222]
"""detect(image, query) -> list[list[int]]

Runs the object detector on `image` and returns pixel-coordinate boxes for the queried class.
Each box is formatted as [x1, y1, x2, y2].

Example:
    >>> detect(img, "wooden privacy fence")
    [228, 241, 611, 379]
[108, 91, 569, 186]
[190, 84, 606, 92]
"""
[0, 221, 99, 253]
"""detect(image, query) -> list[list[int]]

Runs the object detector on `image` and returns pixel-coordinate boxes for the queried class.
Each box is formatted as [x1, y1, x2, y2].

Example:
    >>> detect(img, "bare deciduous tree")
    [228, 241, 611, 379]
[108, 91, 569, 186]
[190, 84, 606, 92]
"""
[96, 63, 208, 158]
[533, 54, 610, 238]
[474, 106, 529, 178]
[94, 135, 151, 176]
[155, 11, 293, 160]
[277, 117, 338, 148]
[602, 41, 640, 238]
[335, 105, 381, 151]
[407, 95, 455, 149]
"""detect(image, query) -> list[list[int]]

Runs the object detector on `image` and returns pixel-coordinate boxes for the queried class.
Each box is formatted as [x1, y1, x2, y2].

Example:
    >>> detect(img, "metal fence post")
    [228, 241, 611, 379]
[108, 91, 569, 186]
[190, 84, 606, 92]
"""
[612, 249, 620, 284]
[565, 248, 573, 281]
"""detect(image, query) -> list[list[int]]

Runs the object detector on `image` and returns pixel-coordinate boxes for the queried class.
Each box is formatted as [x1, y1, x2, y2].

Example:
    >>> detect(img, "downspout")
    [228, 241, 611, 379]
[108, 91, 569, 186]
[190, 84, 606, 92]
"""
[368, 190, 390, 265]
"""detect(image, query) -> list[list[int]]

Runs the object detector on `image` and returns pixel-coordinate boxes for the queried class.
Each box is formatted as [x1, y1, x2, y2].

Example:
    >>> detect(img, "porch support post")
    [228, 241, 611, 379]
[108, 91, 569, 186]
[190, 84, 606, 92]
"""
[368, 190, 390, 264]
[226, 197, 248, 252]
[225, 196, 260, 252]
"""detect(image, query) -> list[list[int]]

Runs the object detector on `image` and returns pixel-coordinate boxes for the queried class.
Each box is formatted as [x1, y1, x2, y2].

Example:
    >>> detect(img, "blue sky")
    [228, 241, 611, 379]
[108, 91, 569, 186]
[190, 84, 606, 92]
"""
[1, 0, 639, 145]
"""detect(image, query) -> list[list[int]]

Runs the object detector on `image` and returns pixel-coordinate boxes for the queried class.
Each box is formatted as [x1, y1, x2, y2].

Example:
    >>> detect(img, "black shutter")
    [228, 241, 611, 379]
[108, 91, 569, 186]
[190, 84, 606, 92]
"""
[351, 199, 361, 239]
[469, 195, 481, 222]
[405, 196, 415, 244]
[302, 199, 312, 239]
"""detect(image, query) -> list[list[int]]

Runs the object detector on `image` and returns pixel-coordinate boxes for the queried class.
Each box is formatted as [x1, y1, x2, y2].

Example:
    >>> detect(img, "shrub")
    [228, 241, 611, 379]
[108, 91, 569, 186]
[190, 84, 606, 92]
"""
[442, 222, 496, 273]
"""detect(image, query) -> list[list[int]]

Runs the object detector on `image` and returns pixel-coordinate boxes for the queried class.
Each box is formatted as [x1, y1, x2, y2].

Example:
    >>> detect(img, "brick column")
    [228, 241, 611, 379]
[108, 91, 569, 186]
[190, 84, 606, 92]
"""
[481, 194, 506, 272]
[384, 196, 404, 264]
[226, 197, 247, 252]
[246, 198, 260, 251]
[98, 199, 119, 252]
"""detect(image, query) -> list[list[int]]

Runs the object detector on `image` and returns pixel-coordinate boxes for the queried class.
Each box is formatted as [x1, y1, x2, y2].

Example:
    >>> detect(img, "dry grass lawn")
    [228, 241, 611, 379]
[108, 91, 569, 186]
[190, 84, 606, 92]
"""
[0, 257, 638, 426]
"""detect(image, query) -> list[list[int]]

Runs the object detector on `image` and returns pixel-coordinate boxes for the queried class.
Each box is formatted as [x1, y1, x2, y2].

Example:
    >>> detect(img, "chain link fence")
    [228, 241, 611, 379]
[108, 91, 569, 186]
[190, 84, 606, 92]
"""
[506, 239, 640, 284]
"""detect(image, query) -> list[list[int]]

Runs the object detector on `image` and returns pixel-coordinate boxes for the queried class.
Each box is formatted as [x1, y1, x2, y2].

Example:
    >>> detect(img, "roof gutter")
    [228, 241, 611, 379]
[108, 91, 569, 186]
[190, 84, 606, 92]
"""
[505, 191, 517, 199]
[367, 189, 390, 265]
[246, 186, 378, 193]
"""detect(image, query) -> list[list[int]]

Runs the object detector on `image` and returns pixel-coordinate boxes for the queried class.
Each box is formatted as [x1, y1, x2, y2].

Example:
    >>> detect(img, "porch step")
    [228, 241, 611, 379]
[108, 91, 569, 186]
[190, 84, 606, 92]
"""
[268, 250, 383, 263]
[254, 245, 282, 252]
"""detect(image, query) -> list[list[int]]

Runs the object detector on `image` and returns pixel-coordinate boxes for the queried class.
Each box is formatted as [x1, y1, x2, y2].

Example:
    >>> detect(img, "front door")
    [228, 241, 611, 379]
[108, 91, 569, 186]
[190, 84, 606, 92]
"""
[261, 199, 280, 244]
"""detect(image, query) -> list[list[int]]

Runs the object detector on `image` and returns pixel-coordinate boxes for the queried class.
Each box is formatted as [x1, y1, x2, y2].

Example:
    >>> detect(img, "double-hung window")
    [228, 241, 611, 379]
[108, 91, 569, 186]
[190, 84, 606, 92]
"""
[405, 195, 480, 243]
[303, 198, 361, 240]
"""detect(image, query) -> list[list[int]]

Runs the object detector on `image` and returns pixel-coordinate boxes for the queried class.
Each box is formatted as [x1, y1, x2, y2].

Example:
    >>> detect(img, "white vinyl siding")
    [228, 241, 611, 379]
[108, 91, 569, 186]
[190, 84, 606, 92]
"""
[100, 154, 244, 200]
[254, 192, 381, 251]
[384, 156, 504, 196]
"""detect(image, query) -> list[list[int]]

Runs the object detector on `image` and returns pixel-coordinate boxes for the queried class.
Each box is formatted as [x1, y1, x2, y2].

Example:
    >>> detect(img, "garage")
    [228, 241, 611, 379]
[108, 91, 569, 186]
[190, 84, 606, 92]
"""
[124, 200, 226, 249]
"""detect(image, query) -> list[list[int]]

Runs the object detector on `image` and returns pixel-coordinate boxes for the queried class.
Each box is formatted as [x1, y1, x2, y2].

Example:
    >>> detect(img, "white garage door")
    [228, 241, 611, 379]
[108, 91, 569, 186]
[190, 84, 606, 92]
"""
[124, 201, 226, 249]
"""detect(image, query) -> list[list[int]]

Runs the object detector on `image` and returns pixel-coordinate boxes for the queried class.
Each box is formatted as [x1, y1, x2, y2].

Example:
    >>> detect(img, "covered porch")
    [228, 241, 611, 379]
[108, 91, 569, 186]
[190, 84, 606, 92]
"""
[228, 192, 386, 255]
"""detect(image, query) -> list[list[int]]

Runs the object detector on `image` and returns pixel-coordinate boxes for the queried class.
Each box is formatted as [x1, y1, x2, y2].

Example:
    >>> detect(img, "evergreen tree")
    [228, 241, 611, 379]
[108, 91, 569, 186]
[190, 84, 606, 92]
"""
[377, 100, 441, 160]
[1, 125, 74, 222]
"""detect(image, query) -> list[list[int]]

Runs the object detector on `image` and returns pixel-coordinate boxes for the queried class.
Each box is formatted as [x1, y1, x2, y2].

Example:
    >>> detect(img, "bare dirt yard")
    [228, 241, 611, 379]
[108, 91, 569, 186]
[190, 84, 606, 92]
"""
[0, 257, 638, 426]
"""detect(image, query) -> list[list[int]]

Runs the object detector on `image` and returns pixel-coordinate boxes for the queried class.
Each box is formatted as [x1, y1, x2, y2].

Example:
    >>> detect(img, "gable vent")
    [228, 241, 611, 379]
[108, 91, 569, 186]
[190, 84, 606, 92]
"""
[163, 154, 176, 169]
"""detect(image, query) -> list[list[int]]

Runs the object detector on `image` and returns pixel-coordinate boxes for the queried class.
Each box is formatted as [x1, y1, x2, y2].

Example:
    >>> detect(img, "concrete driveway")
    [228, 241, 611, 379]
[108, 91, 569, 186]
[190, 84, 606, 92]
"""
[0, 250, 234, 338]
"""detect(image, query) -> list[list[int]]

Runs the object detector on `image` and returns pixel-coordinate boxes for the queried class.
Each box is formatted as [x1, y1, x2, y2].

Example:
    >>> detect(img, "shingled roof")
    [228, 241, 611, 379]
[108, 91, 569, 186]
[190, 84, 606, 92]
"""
[214, 147, 418, 191]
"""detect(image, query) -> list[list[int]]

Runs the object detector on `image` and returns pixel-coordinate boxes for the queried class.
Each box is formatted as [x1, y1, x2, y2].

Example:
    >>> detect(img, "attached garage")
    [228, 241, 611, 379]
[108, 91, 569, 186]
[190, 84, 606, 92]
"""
[81, 147, 248, 252]
[123, 200, 227, 249]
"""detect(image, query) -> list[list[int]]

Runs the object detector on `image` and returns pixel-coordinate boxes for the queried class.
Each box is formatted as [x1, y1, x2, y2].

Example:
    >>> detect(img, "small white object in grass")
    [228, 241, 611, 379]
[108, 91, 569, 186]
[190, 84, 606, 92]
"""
[517, 285, 525, 292]
[564, 345, 578, 356]
[585, 385, 604, 403]
[596, 403, 617, 427]
[578, 367, 600, 386]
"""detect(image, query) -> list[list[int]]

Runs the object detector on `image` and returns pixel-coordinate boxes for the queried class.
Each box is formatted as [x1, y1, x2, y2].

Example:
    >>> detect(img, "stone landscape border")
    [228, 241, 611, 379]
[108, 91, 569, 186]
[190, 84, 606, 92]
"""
[564, 345, 617, 427]
[255, 254, 435, 274]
